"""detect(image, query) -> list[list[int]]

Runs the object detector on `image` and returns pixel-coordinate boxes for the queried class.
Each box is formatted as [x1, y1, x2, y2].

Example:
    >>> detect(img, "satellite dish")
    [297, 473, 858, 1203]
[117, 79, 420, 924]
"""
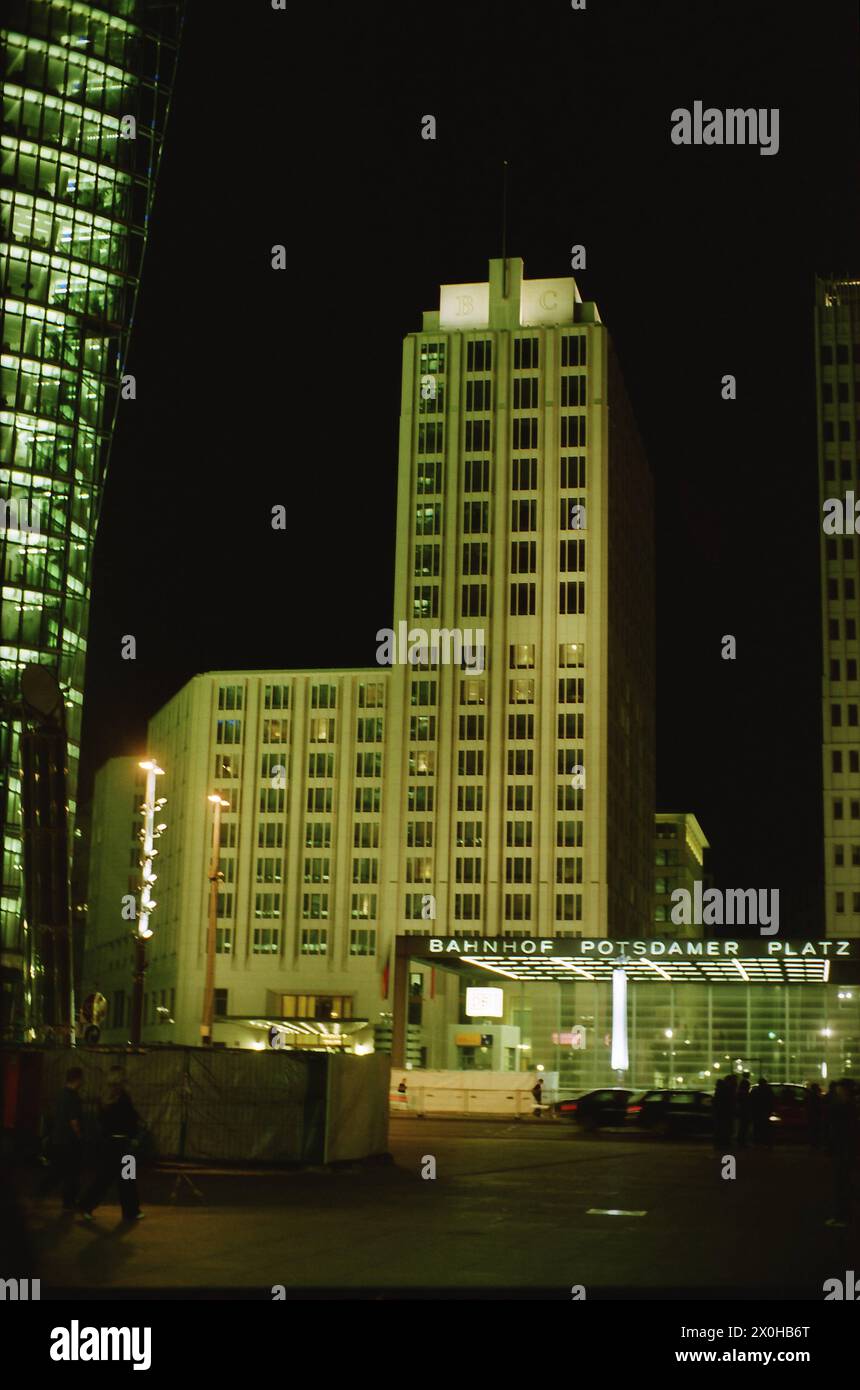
[21, 664, 63, 718]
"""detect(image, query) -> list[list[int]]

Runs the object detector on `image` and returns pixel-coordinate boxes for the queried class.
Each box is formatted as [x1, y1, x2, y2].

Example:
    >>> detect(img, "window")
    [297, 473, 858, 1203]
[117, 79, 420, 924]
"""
[464, 458, 490, 491]
[559, 642, 585, 668]
[411, 680, 437, 706]
[514, 338, 539, 369]
[216, 719, 242, 745]
[305, 823, 332, 848]
[560, 455, 586, 487]
[407, 822, 433, 847]
[309, 717, 335, 742]
[261, 788, 286, 812]
[413, 584, 439, 618]
[512, 457, 537, 489]
[414, 544, 440, 576]
[509, 677, 535, 703]
[460, 678, 485, 706]
[301, 928, 328, 955]
[355, 787, 381, 812]
[357, 717, 384, 742]
[214, 989, 228, 1018]
[462, 541, 488, 575]
[302, 893, 329, 920]
[513, 377, 538, 408]
[417, 460, 442, 493]
[511, 540, 537, 574]
[465, 420, 490, 451]
[507, 785, 534, 810]
[506, 857, 532, 884]
[457, 822, 483, 847]
[560, 581, 585, 615]
[352, 858, 379, 883]
[350, 928, 377, 956]
[264, 686, 290, 710]
[560, 539, 585, 572]
[420, 341, 446, 375]
[416, 503, 441, 535]
[504, 892, 531, 920]
[459, 714, 485, 740]
[466, 340, 492, 372]
[466, 379, 492, 410]
[464, 501, 489, 533]
[512, 499, 537, 531]
[214, 753, 239, 779]
[262, 718, 289, 743]
[410, 715, 436, 740]
[253, 927, 279, 954]
[257, 857, 283, 884]
[561, 335, 586, 367]
[559, 677, 584, 703]
[508, 713, 534, 739]
[456, 858, 483, 883]
[258, 822, 284, 848]
[461, 583, 487, 617]
[458, 749, 484, 775]
[510, 643, 535, 668]
[254, 893, 281, 919]
[510, 582, 536, 615]
[561, 375, 586, 406]
[512, 417, 538, 449]
[311, 684, 337, 709]
[418, 422, 444, 453]
[350, 893, 377, 919]
[561, 416, 586, 447]
[218, 686, 243, 710]
[507, 821, 533, 846]
[358, 682, 385, 709]
[307, 787, 333, 812]
[354, 823, 380, 847]
[216, 927, 232, 954]
[454, 893, 482, 920]
[304, 857, 330, 883]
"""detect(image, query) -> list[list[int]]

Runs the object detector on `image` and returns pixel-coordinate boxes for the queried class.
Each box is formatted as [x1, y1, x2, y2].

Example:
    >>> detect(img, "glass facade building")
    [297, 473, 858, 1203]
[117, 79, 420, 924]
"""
[0, 0, 185, 1032]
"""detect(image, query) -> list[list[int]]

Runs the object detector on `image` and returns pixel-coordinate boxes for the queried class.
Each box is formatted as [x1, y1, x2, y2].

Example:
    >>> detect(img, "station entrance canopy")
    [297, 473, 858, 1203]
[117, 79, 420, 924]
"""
[396, 935, 860, 985]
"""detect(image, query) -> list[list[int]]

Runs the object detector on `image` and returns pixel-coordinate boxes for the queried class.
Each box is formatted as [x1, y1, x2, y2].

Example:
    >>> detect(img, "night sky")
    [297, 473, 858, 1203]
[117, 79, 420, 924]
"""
[79, 0, 860, 932]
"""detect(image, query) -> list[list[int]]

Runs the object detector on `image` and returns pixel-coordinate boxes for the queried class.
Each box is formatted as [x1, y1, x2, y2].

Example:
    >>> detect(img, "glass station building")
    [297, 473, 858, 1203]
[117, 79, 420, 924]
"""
[0, 0, 184, 1033]
[390, 935, 860, 1089]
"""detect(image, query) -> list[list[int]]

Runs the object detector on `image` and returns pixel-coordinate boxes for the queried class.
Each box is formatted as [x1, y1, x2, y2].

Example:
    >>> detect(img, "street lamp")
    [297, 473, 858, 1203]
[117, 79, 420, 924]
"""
[131, 759, 165, 1046]
[200, 793, 229, 1047]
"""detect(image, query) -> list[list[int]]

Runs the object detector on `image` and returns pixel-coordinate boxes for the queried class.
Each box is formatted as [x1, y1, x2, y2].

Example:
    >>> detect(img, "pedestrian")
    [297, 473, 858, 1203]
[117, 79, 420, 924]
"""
[78, 1069, 143, 1223]
[805, 1081, 823, 1151]
[38, 1066, 84, 1211]
[397, 1078, 407, 1095]
[825, 1079, 858, 1229]
[750, 1075, 775, 1148]
[531, 1076, 544, 1118]
[737, 1073, 751, 1148]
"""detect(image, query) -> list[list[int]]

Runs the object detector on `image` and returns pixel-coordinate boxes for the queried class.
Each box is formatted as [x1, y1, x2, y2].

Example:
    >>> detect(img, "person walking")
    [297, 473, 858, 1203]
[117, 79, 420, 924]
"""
[751, 1076, 775, 1148]
[531, 1076, 544, 1118]
[825, 1079, 858, 1229]
[736, 1073, 752, 1148]
[38, 1066, 84, 1211]
[78, 1069, 143, 1222]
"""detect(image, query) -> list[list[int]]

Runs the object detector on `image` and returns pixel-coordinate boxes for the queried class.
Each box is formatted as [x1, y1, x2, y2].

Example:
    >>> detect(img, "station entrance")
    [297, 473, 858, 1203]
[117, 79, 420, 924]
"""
[391, 934, 860, 1091]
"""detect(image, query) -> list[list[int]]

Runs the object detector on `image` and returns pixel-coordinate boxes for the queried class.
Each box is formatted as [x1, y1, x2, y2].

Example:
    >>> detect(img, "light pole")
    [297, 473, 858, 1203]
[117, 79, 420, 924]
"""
[131, 760, 165, 1046]
[201, 793, 228, 1047]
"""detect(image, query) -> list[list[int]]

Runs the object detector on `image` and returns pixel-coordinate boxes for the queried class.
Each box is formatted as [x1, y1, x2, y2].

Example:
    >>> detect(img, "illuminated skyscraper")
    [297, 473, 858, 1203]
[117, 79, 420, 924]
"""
[817, 276, 860, 934]
[0, 1, 185, 1034]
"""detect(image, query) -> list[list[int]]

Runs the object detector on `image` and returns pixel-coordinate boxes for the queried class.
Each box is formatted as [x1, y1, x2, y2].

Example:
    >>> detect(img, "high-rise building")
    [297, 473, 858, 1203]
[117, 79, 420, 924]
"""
[81, 257, 657, 1062]
[0, 1, 185, 1034]
[817, 276, 860, 935]
[653, 813, 709, 932]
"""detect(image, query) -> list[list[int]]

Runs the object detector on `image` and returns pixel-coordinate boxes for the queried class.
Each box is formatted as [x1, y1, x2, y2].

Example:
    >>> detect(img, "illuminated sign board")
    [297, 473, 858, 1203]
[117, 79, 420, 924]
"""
[465, 986, 504, 1018]
[425, 938, 855, 959]
[439, 282, 490, 329]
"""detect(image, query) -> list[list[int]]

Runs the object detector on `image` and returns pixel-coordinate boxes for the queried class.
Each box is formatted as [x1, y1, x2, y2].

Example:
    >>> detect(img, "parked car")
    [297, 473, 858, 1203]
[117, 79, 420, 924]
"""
[625, 1088, 714, 1139]
[554, 1087, 635, 1130]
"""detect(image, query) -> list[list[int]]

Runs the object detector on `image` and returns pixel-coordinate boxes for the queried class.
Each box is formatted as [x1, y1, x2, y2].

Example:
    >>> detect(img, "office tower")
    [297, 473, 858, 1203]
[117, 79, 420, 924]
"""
[388, 256, 655, 941]
[818, 276, 860, 935]
[0, 0, 185, 1036]
[81, 258, 656, 1062]
[653, 813, 709, 932]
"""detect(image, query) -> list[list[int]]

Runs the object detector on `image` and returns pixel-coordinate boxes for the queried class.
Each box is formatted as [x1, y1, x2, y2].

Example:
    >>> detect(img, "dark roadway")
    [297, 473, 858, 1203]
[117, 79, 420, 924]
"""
[13, 1119, 859, 1298]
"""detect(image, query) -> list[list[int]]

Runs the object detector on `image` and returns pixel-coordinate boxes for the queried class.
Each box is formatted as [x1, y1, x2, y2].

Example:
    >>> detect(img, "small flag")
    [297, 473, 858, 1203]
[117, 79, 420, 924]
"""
[381, 950, 390, 999]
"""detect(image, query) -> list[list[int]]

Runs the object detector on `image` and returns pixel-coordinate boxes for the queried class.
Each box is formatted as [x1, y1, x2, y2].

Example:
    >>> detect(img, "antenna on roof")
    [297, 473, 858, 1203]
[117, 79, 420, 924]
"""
[501, 159, 509, 298]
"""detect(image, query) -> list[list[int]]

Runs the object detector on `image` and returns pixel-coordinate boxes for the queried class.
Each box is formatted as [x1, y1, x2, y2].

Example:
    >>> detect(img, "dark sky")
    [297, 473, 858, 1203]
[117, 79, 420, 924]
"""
[80, 0, 860, 931]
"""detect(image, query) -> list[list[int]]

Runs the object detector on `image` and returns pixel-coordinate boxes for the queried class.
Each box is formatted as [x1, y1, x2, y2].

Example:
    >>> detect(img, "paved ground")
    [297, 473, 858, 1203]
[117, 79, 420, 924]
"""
[10, 1119, 859, 1297]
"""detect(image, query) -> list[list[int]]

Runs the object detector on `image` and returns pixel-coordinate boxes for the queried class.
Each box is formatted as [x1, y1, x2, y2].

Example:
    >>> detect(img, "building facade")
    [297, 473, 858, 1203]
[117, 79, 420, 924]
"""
[653, 812, 709, 931]
[0, 0, 185, 1035]
[81, 257, 657, 1052]
[818, 276, 860, 935]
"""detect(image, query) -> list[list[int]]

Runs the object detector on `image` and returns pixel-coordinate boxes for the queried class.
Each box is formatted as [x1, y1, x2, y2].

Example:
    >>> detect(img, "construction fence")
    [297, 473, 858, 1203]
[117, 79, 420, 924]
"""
[1, 1046, 390, 1165]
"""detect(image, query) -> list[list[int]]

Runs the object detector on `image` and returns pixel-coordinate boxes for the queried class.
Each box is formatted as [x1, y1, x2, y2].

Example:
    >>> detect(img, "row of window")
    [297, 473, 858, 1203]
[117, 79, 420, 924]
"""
[214, 927, 377, 956]
[402, 892, 584, 921]
[416, 456, 586, 496]
[420, 335, 589, 374]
